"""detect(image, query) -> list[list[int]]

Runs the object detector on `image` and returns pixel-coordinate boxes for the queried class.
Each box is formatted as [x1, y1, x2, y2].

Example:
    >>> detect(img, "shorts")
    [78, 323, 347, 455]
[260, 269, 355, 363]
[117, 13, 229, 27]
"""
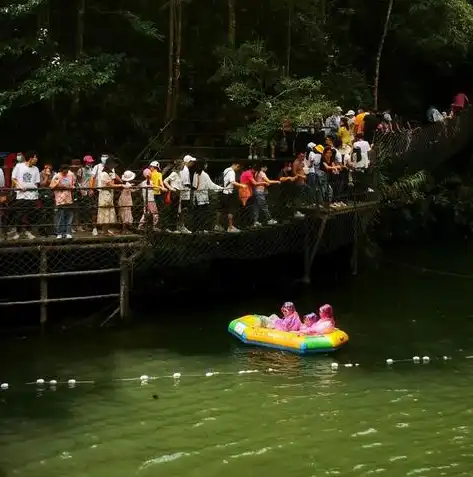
[221, 193, 238, 215]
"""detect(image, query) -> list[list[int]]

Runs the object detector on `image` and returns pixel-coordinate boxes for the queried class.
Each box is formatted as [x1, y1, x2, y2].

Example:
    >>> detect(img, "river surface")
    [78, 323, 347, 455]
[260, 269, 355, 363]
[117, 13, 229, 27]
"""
[1, 241, 473, 477]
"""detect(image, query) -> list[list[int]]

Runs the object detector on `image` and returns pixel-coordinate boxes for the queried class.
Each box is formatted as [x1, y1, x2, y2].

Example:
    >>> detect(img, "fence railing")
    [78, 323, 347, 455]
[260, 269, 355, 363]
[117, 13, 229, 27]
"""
[0, 172, 375, 240]
[373, 108, 473, 170]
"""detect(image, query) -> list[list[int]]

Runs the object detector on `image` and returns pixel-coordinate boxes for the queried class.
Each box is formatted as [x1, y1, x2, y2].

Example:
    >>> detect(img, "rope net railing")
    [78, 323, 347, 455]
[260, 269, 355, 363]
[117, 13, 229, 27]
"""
[0, 171, 374, 275]
[2, 109, 472, 277]
[373, 108, 473, 170]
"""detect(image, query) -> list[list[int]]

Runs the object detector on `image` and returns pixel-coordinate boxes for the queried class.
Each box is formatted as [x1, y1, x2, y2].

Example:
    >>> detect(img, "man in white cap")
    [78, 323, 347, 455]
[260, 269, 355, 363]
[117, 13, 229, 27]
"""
[180, 154, 196, 207]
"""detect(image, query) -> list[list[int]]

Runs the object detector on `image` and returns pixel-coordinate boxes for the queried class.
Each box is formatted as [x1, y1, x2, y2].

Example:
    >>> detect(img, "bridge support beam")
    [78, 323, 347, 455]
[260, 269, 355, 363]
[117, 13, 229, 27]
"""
[301, 216, 328, 285]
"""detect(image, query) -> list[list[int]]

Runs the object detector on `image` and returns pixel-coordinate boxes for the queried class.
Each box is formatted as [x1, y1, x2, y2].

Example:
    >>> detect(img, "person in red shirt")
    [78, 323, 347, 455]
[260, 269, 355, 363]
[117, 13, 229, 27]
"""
[238, 165, 265, 207]
[238, 164, 266, 227]
[452, 92, 469, 115]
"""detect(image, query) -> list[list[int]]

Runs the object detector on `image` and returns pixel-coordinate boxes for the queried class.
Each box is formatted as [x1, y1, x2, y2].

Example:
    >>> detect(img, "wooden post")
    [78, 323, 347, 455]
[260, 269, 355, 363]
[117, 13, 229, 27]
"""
[120, 252, 130, 320]
[302, 216, 329, 284]
[39, 247, 48, 328]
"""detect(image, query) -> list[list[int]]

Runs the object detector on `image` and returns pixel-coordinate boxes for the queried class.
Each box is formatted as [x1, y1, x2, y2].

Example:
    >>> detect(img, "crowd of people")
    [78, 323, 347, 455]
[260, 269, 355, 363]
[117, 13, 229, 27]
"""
[2, 95, 467, 240]
[0, 141, 373, 239]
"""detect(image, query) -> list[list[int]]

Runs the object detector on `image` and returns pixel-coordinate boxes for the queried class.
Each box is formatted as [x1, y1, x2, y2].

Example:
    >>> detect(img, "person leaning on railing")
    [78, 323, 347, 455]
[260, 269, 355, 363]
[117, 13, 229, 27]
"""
[252, 163, 279, 227]
[215, 162, 247, 233]
[50, 165, 75, 239]
[11, 151, 40, 240]
[163, 159, 192, 234]
[96, 158, 123, 236]
[192, 160, 223, 233]
[76, 155, 96, 232]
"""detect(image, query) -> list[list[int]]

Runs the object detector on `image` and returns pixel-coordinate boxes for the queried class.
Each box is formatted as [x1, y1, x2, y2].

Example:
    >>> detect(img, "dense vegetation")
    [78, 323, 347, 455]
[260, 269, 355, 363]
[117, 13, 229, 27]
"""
[2, 0, 473, 157]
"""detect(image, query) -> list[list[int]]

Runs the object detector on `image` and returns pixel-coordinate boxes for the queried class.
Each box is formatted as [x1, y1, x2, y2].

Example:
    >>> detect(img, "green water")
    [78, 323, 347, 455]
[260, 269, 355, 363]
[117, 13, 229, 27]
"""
[2, 242, 473, 477]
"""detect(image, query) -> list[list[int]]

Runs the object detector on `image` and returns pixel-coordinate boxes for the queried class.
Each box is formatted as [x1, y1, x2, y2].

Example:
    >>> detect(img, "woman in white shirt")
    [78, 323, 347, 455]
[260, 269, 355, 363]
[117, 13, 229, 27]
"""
[163, 160, 191, 234]
[192, 161, 223, 232]
[352, 133, 371, 170]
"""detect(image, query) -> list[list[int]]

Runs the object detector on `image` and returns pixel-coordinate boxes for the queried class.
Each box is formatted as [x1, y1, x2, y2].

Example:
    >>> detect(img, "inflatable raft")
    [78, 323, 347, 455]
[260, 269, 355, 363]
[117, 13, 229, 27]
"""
[228, 315, 349, 354]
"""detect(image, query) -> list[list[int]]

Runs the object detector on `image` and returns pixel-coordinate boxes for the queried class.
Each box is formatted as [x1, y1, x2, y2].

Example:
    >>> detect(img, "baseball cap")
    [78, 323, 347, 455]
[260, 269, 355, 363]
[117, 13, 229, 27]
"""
[149, 160, 160, 168]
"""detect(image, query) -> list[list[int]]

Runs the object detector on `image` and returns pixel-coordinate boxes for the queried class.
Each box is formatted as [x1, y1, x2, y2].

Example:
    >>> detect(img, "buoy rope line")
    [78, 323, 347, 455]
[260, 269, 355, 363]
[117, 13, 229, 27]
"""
[1, 354, 473, 391]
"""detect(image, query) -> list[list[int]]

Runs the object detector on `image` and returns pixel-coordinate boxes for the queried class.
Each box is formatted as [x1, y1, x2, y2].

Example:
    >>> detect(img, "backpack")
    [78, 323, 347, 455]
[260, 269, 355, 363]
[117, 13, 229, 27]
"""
[216, 168, 231, 187]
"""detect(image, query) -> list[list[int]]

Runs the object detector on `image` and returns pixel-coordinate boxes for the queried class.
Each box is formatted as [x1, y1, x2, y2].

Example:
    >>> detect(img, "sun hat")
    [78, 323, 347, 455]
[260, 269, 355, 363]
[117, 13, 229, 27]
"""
[315, 144, 324, 154]
[83, 155, 94, 163]
[183, 154, 196, 162]
[121, 170, 136, 182]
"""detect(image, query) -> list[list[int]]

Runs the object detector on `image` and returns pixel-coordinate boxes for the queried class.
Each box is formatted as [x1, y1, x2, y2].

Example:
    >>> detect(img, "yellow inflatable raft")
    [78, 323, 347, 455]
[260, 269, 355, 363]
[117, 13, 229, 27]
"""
[229, 315, 349, 354]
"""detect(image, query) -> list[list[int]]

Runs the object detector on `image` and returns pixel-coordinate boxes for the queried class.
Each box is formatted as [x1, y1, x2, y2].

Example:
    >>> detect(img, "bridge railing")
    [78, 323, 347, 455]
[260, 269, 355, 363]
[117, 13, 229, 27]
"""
[373, 108, 473, 172]
[0, 175, 374, 239]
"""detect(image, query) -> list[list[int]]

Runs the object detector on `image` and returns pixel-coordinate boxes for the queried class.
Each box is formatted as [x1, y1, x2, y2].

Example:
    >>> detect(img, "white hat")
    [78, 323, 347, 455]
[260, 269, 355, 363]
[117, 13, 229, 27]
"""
[183, 154, 196, 162]
[149, 160, 160, 167]
[346, 110, 355, 117]
[121, 170, 136, 182]
[307, 142, 316, 149]
[335, 106, 343, 112]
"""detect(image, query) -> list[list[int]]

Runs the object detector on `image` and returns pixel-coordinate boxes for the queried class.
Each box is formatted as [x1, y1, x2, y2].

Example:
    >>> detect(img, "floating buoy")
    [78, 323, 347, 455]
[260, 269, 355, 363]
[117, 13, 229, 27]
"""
[331, 362, 339, 370]
[386, 358, 394, 365]
[140, 375, 149, 381]
[205, 372, 214, 377]
[49, 380, 57, 386]
[422, 356, 430, 364]
[172, 373, 181, 379]
[267, 368, 274, 372]
[0, 383, 8, 390]
[413, 356, 420, 364]
[67, 379, 76, 385]
[355, 363, 360, 367]
[344, 363, 353, 368]
[36, 379, 45, 385]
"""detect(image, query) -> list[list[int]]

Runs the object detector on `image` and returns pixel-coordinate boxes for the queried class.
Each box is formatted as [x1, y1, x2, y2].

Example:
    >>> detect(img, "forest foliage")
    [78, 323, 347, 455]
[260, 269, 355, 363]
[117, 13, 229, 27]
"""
[1, 0, 473, 155]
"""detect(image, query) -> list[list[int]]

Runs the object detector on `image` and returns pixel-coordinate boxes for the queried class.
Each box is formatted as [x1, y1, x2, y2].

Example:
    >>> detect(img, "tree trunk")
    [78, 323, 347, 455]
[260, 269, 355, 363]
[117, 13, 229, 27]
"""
[285, 2, 293, 76]
[165, 0, 175, 123]
[72, 0, 85, 120]
[373, 0, 394, 110]
[319, 0, 326, 25]
[76, 0, 85, 58]
[228, 0, 236, 47]
[171, 0, 182, 120]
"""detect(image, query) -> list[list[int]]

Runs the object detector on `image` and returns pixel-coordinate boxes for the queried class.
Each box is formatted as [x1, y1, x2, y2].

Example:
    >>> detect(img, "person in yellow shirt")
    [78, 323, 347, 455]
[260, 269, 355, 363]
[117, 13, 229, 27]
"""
[149, 161, 166, 206]
[338, 117, 352, 146]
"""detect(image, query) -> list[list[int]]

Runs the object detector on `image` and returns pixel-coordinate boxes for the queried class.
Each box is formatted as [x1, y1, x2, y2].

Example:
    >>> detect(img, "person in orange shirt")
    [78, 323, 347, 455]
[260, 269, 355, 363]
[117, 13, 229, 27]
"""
[354, 108, 367, 136]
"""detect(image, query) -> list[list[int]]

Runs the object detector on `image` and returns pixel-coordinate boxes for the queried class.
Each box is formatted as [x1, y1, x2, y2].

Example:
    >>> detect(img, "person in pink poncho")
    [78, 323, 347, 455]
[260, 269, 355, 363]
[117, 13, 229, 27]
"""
[299, 304, 336, 335]
[271, 302, 302, 332]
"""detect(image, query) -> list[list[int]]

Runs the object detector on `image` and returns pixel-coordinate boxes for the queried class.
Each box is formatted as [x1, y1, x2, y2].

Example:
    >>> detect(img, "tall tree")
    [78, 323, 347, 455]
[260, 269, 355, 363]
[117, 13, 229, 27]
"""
[373, 0, 394, 110]
[228, 0, 236, 47]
